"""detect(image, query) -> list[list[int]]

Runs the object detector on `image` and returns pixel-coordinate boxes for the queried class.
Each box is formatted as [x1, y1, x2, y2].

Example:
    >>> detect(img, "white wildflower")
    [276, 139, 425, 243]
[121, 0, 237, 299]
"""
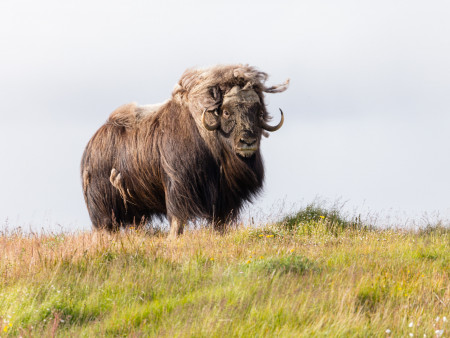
[409, 322, 413, 327]
[386, 329, 391, 334]
[435, 329, 444, 337]
[409, 333, 413, 337]
[443, 316, 447, 322]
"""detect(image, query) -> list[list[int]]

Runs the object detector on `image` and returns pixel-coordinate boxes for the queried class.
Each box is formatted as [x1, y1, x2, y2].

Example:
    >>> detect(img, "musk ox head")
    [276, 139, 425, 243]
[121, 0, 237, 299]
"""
[172, 65, 289, 158]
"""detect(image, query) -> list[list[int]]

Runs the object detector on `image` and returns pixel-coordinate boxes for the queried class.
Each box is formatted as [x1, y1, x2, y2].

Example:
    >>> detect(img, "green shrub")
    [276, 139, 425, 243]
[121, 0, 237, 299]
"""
[279, 203, 369, 233]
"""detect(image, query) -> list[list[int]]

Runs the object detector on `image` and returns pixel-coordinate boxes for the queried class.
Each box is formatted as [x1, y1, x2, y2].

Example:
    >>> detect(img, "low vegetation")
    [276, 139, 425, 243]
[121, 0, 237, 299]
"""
[1, 206, 449, 337]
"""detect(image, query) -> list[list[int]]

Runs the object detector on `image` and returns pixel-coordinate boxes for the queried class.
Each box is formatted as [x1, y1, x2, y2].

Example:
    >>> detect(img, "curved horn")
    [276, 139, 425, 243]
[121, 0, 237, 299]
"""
[202, 108, 220, 131]
[260, 108, 284, 132]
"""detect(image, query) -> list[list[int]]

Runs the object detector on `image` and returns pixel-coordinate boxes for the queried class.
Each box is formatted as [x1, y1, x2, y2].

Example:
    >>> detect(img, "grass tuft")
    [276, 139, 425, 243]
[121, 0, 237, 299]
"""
[279, 203, 369, 234]
[247, 255, 316, 275]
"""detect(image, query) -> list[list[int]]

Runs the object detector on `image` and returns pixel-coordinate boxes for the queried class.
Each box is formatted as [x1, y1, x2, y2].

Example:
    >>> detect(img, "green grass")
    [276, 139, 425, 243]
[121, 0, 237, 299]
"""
[0, 209, 449, 337]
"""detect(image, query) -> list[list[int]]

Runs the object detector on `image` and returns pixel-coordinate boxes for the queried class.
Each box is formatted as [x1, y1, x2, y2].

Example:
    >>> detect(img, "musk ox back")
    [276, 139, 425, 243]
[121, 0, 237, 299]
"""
[81, 64, 289, 238]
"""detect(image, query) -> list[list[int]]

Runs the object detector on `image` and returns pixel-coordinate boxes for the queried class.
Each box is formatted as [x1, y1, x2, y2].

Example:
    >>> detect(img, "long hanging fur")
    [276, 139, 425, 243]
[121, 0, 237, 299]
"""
[81, 64, 289, 231]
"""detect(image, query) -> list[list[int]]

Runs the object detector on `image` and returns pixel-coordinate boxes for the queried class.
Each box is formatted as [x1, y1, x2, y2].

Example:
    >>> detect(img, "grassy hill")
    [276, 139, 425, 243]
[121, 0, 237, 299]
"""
[0, 207, 449, 337]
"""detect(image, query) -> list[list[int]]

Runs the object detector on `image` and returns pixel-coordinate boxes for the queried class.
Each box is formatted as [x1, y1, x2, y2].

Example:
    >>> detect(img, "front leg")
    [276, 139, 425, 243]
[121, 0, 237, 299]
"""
[168, 215, 185, 239]
[213, 218, 226, 234]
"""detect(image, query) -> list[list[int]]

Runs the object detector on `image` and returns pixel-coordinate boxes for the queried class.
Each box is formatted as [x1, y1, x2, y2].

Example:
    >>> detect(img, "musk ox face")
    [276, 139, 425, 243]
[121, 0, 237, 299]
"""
[202, 85, 284, 158]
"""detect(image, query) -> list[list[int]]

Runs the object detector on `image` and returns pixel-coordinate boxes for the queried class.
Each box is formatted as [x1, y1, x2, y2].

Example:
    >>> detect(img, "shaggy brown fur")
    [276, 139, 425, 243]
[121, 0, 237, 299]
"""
[81, 64, 289, 236]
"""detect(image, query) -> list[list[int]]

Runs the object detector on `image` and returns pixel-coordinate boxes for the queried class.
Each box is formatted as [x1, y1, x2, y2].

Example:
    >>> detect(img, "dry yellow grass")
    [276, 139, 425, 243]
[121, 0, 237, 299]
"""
[0, 218, 449, 337]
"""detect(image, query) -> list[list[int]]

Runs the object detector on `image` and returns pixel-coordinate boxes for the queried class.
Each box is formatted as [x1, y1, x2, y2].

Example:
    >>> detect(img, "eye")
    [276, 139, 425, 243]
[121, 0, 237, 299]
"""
[222, 110, 230, 118]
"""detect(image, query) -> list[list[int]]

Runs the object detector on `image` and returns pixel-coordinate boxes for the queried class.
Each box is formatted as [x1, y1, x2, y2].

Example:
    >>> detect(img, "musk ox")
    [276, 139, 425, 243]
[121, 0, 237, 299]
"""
[81, 64, 289, 238]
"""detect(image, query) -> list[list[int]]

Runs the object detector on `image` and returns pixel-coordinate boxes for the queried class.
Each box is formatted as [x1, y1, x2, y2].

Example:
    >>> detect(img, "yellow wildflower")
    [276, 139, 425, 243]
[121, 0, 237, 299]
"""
[266, 235, 274, 238]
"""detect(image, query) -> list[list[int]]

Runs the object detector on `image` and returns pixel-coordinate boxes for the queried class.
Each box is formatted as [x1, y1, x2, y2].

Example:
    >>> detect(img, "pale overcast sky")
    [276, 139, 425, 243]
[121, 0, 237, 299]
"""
[1, 0, 449, 231]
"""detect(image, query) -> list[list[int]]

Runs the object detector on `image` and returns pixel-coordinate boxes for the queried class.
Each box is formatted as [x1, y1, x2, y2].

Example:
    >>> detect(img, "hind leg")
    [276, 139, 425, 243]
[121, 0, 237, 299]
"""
[84, 176, 128, 232]
[88, 208, 121, 231]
